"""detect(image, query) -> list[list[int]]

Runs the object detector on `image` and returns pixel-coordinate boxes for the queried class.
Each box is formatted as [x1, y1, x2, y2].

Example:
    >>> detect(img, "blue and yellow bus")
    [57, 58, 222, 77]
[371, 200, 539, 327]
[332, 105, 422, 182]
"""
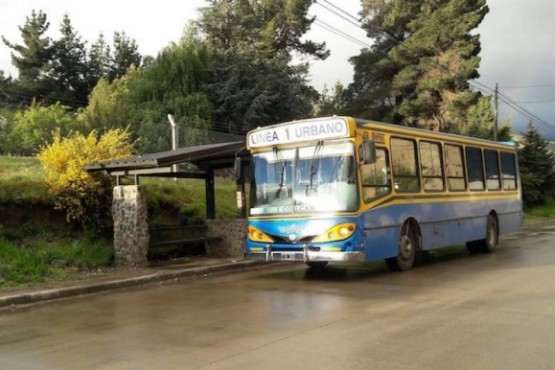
[243, 116, 522, 270]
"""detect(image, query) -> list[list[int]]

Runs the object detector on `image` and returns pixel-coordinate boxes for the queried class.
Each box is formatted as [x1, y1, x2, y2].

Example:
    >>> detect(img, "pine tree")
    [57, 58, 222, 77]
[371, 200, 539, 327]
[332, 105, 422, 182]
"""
[518, 123, 555, 207]
[47, 14, 88, 107]
[349, 0, 488, 131]
[198, 0, 325, 133]
[316, 82, 347, 116]
[0, 71, 15, 107]
[88, 34, 112, 89]
[2, 10, 54, 105]
[109, 31, 142, 82]
[459, 95, 511, 141]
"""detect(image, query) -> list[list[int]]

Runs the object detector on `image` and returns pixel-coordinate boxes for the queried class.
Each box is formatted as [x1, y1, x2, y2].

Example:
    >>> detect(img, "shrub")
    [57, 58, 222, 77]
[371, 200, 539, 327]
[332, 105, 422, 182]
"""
[37, 129, 134, 232]
[5, 102, 74, 155]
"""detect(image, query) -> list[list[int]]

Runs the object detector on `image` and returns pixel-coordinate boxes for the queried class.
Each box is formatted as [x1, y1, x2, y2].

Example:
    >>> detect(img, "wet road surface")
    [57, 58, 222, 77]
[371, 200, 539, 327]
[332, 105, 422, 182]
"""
[1, 226, 555, 369]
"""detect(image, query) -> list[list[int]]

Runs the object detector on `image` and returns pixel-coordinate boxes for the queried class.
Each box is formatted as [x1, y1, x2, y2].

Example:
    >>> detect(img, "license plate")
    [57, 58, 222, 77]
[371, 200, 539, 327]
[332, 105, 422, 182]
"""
[280, 252, 296, 261]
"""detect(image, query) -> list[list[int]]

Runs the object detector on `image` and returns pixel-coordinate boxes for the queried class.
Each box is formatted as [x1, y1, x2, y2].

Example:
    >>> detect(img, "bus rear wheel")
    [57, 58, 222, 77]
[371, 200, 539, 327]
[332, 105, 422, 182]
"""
[479, 215, 498, 253]
[386, 222, 418, 271]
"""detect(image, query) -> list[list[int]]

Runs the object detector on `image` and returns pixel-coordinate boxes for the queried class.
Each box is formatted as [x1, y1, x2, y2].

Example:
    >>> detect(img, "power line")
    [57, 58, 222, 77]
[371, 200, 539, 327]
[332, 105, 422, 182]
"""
[315, 1, 364, 31]
[320, 0, 361, 23]
[502, 83, 555, 89]
[514, 98, 555, 104]
[313, 19, 372, 49]
[312, 1, 372, 49]
[496, 90, 555, 135]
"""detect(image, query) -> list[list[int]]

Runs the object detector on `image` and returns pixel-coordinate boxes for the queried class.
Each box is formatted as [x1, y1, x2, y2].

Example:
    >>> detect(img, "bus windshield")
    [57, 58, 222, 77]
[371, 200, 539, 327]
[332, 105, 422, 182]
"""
[250, 140, 358, 215]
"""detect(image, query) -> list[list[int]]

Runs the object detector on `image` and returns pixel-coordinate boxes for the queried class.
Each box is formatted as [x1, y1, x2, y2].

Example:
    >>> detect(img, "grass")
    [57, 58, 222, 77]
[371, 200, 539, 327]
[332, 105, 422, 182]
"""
[524, 201, 555, 223]
[0, 235, 114, 288]
[0, 156, 50, 205]
[0, 156, 238, 288]
[142, 176, 238, 225]
[0, 156, 238, 222]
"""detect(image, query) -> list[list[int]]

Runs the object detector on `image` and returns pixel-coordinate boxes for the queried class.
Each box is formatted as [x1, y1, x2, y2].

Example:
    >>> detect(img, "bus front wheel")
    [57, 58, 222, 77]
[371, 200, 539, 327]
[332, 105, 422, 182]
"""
[386, 222, 418, 271]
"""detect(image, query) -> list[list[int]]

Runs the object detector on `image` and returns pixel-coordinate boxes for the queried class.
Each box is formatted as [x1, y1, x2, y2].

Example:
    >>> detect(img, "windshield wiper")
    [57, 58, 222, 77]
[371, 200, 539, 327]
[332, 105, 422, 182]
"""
[307, 141, 324, 194]
[273, 147, 288, 198]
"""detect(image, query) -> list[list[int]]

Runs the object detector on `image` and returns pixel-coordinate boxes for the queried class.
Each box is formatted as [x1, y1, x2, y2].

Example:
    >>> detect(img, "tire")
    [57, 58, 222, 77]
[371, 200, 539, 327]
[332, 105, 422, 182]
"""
[386, 222, 418, 271]
[479, 215, 498, 253]
[305, 261, 328, 269]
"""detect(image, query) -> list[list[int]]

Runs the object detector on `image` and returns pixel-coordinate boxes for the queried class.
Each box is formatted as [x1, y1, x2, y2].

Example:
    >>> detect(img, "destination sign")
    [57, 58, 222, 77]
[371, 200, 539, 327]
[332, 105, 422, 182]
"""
[247, 118, 349, 148]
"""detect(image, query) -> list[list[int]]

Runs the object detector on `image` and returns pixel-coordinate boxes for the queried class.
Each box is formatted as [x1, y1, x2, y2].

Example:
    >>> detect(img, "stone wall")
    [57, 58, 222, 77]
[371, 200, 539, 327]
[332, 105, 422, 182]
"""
[205, 218, 247, 259]
[112, 185, 149, 267]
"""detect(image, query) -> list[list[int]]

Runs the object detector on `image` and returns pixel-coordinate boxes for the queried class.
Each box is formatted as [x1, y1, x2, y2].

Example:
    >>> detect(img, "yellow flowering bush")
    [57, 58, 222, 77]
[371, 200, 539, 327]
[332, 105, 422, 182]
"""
[38, 129, 134, 231]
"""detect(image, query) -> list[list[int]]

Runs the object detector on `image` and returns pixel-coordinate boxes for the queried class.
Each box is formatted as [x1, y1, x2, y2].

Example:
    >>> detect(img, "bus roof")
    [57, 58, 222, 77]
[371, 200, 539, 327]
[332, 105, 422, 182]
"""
[246, 116, 517, 151]
[353, 117, 517, 150]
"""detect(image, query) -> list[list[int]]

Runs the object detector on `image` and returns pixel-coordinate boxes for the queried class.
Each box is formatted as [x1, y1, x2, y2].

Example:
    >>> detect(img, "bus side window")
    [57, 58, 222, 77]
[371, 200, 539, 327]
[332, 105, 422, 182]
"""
[360, 148, 390, 202]
[444, 144, 466, 191]
[419, 141, 444, 191]
[465, 147, 485, 191]
[391, 138, 420, 192]
[484, 149, 501, 190]
[500, 152, 517, 190]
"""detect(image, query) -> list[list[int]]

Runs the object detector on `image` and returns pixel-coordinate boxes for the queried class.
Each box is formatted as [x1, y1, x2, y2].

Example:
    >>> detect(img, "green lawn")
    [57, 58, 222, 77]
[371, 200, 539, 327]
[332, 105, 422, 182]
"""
[0, 155, 50, 205]
[524, 202, 555, 223]
[0, 155, 238, 288]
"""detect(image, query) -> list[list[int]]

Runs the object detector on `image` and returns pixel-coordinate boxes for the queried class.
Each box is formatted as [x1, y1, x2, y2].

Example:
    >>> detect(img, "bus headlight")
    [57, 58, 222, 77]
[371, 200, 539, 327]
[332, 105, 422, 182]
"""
[248, 226, 274, 243]
[312, 223, 356, 242]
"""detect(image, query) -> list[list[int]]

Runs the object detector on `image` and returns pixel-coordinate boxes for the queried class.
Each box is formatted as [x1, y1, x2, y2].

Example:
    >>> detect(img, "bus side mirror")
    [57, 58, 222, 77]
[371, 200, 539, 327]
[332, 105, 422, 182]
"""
[361, 140, 377, 164]
[234, 157, 242, 179]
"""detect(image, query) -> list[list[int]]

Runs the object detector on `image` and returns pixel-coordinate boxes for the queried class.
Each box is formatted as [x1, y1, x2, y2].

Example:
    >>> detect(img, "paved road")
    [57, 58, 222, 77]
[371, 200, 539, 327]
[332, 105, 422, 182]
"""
[1, 226, 555, 370]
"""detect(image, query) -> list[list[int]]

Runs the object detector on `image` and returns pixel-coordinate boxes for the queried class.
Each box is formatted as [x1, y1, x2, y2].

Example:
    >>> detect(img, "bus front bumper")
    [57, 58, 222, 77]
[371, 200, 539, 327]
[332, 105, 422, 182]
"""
[246, 246, 364, 263]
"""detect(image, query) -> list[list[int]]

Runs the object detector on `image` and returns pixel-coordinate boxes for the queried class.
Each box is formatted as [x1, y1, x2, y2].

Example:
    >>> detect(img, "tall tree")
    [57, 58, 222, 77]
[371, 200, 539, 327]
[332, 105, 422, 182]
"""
[47, 14, 88, 108]
[0, 71, 15, 108]
[77, 28, 214, 153]
[518, 123, 555, 207]
[316, 82, 348, 116]
[123, 28, 214, 152]
[2, 10, 54, 105]
[87, 33, 112, 89]
[198, 0, 326, 133]
[109, 31, 142, 82]
[458, 95, 511, 141]
[349, 0, 488, 132]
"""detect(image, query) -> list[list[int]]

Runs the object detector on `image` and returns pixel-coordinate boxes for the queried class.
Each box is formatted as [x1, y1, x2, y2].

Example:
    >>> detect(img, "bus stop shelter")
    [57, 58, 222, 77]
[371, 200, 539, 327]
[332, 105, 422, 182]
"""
[86, 141, 250, 267]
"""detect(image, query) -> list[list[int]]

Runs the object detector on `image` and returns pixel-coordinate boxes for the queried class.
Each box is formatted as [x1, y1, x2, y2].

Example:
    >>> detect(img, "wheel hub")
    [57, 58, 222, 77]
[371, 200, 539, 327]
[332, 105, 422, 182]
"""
[399, 235, 413, 260]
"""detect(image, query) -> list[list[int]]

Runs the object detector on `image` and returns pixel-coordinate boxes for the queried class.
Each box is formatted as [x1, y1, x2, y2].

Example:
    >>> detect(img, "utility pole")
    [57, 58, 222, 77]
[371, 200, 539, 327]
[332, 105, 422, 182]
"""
[494, 82, 499, 141]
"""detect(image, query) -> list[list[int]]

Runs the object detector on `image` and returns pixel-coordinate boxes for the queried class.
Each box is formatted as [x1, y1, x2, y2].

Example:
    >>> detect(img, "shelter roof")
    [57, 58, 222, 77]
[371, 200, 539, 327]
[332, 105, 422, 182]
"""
[86, 141, 248, 176]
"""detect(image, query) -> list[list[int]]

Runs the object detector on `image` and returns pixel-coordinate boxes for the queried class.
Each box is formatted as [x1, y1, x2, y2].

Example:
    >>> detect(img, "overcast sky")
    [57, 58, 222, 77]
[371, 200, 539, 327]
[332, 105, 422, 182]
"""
[1, 0, 554, 137]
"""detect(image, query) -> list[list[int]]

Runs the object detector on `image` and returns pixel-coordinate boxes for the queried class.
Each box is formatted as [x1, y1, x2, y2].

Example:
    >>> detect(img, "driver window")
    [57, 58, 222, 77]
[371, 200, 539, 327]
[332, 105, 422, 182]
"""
[360, 148, 390, 202]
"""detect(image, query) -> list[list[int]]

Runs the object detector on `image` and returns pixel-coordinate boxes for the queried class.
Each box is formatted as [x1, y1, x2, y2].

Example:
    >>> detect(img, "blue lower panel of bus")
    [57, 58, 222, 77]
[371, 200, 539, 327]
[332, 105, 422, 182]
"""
[247, 198, 522, 262]
[362, 198, 522, 260]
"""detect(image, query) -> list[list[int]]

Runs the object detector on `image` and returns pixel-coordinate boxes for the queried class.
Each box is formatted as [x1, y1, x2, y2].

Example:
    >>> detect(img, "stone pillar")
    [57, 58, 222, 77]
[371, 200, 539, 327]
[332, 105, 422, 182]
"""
[112, 185, 149, 267]
[205, 218, 247, 259]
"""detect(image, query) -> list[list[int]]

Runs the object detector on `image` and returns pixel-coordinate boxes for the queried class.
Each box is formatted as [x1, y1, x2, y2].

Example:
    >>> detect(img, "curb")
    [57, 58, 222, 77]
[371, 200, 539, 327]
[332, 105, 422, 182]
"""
[0, 260, 267, 309]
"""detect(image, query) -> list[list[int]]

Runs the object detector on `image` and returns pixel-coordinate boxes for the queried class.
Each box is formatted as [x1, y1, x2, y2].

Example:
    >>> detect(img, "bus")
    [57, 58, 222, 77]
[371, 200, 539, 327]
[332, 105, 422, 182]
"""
[241, 116, 522, 271]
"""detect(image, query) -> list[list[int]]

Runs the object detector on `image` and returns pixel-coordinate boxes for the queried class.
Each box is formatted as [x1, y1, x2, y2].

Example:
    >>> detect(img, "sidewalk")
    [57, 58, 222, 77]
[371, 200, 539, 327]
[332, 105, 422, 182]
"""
[0, 257, 269, 309]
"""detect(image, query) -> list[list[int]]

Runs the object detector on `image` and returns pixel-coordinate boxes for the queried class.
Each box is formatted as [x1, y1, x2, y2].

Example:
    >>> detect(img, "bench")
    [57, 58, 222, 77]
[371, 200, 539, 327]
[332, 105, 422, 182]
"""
[148, 225, 222, 255]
